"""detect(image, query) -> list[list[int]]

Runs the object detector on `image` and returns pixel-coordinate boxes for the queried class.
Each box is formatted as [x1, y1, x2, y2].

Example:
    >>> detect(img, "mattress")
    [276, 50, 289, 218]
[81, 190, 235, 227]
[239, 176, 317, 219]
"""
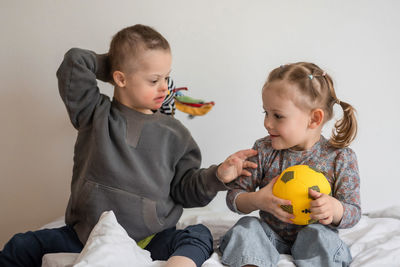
[41, 206, 400, 267]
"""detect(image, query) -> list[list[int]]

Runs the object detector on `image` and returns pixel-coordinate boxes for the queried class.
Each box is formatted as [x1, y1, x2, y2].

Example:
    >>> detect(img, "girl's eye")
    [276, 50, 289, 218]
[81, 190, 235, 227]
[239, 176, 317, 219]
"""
[263, 110, 268, 116]
[274, 114, 283, 119]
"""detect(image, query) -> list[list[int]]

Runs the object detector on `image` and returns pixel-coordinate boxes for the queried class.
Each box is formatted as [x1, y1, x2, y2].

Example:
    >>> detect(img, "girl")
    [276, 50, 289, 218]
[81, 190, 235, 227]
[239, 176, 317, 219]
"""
[219, 62, 361, 267]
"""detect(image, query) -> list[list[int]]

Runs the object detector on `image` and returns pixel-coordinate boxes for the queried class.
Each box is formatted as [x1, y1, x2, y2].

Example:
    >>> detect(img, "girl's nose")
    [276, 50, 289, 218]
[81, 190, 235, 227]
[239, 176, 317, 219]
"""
[264, 117, 272, 130]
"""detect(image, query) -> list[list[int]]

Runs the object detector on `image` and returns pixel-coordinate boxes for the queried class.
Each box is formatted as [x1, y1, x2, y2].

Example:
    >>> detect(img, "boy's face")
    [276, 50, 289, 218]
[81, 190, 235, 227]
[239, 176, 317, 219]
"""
[116, 49, 172, 114]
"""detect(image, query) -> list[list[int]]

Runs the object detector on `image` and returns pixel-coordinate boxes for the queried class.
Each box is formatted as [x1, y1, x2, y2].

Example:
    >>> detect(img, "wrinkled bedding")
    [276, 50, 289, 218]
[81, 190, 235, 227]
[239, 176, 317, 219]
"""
[41, 206, 400, 267]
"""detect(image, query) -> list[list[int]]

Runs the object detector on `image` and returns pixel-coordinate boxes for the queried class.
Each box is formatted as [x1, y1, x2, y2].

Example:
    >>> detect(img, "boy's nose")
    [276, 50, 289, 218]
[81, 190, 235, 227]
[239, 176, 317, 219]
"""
[160, 79, 168, 91]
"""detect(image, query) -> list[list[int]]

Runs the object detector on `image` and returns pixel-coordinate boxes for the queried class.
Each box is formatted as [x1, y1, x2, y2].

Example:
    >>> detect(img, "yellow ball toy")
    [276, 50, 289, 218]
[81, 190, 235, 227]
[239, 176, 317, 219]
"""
[272, 165, 331, 225]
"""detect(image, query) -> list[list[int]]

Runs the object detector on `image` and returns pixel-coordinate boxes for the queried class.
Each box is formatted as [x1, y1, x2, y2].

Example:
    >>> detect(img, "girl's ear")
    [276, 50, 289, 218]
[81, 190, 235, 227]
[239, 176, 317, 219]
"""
[309, 108, 324, 129]
[113, 71, 126, 87]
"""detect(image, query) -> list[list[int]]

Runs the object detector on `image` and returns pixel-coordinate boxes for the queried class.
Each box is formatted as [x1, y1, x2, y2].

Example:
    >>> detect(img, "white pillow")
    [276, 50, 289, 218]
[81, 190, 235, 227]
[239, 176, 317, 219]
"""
[73, 211, 165, 267]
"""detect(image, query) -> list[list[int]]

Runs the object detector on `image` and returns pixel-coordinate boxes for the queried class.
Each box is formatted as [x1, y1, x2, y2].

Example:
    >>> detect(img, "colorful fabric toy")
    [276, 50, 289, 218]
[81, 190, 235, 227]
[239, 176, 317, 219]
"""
[159, 79, 215, 118]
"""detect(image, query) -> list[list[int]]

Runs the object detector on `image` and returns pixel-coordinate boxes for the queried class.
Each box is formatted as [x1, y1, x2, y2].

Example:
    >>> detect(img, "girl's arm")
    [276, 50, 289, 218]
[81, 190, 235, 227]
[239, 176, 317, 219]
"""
[309, 189, 345, 225]
[235, 177, 294, 224]
[225, 140, 294, 223]
[225, 145, 262, 213]
[333, 148, 361, 228]
[310, 148, 361, 227]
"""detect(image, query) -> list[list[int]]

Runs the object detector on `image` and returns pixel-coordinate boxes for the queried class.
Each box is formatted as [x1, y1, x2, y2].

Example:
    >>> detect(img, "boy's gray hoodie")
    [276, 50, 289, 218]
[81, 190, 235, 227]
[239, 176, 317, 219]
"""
[57, 48, 226, 244]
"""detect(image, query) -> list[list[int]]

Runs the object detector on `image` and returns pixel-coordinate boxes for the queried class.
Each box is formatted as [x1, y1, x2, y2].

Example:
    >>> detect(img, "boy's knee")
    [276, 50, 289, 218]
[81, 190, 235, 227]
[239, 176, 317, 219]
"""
[173, 224, 213, 266]
[184, 224, 213, 245]
[186, 223, 210, 233]
[177, 224, 213, 254]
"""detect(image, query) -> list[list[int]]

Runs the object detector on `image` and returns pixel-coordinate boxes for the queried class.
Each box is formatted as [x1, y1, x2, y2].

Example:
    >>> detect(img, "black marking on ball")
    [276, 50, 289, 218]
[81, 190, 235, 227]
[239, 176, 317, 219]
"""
[302, 209, 311, 214]
[280, 205, 293, 214]
[281, 171, 294, 183]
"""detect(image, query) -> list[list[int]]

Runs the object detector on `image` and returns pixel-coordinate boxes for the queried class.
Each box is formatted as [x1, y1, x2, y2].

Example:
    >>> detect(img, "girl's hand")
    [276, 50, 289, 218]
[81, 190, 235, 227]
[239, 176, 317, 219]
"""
[216, 149, 258, 183]
[309, 189, 344, 225]
[254, 176, 295, 224]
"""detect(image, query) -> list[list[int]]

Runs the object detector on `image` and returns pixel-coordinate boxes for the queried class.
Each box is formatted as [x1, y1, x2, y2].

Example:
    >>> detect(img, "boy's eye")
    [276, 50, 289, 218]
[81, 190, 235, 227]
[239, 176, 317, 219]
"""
[274, 114, 283, 119]
[151, 80, 158, 84]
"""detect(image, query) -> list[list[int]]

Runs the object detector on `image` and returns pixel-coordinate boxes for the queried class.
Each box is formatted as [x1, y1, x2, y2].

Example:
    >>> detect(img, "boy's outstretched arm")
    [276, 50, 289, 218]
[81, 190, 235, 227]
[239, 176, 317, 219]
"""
[216, 149, 258, 183]
[56, 48, 110, 130]
[170, 147, 257, 208]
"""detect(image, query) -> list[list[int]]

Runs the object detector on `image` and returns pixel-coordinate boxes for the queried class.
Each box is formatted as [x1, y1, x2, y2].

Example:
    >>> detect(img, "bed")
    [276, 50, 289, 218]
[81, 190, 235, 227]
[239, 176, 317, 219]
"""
[41, 206, 400, 267]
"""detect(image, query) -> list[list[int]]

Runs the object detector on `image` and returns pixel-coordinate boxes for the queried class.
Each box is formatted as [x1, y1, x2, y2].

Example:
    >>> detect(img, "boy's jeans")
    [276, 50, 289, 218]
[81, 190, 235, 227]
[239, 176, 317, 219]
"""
[219, 216, 352, 267]
[0, 225, 83, 267]
[0, 224, 213, 267]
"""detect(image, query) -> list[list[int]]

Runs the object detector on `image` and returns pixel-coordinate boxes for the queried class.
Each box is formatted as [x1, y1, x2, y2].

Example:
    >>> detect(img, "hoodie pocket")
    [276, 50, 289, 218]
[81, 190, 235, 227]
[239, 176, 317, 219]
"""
[78, 178, 164, 238]
[142, 197, 164, 230]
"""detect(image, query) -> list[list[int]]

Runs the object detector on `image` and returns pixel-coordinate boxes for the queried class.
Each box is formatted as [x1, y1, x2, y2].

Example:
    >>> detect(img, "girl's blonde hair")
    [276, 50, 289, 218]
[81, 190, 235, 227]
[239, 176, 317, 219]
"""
[264, 62, 357, 148]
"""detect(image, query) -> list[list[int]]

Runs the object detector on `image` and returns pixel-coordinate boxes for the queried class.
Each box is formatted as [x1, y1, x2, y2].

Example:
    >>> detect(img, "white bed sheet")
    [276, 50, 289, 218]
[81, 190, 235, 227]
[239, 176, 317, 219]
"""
[41, 206, 400, 267]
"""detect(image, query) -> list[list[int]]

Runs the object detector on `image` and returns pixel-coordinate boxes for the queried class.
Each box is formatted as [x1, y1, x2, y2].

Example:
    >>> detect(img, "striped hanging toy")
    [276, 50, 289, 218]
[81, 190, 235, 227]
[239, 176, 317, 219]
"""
[159, 78, 215, 118]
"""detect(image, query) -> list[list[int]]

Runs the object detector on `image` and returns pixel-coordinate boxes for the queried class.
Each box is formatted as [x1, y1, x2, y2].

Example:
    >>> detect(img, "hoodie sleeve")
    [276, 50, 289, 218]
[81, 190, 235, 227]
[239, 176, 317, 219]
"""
[169, 132, 227, 208]
[56, 48, 110, 130]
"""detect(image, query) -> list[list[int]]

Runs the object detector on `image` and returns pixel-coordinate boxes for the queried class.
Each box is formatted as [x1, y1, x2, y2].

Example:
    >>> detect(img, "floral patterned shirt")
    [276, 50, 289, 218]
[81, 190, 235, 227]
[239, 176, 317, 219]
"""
[226, 135, 361, 243]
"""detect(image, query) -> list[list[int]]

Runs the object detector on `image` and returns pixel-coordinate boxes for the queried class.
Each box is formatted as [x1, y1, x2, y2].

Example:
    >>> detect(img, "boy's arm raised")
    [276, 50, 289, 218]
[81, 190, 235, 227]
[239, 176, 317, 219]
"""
[56, 48, 110, 129]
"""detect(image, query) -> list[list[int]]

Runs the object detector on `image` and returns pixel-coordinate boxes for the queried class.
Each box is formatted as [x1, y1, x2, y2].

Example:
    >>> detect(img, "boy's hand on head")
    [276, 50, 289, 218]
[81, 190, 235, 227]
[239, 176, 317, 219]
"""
[309, 189, 344, 225]
[255, 176, 295, 224]
[216, 149, 258, 183]
[94, 53, 113, 83]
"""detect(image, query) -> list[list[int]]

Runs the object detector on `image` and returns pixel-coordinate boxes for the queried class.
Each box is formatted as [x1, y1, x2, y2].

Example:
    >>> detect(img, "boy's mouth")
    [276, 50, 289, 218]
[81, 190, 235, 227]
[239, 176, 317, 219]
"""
[154, 95, 166, 103]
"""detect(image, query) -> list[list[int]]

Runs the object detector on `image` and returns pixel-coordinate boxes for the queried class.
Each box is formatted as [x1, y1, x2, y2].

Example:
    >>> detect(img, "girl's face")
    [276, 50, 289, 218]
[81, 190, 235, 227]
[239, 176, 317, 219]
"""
[262, 81, 317, 151]
[118, 49, 172, 114]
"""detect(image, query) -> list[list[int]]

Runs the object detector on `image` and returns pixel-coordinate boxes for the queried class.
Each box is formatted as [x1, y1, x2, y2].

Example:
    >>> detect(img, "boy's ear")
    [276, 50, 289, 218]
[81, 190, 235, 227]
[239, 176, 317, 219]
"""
[309, 108, 324, 129]
[113, 71, 126, 87]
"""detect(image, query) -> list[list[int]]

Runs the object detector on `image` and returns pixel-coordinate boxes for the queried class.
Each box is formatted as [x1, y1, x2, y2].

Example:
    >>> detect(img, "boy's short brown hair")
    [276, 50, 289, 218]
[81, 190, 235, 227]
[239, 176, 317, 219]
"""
[108, 24, 170, 75]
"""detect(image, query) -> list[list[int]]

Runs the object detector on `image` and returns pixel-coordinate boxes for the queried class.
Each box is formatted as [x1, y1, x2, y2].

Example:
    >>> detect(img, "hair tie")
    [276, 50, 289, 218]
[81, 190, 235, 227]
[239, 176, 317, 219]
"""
[308, 74, 313, 80]
[322, 71, 326, 76]
[335, 99, 341, 105]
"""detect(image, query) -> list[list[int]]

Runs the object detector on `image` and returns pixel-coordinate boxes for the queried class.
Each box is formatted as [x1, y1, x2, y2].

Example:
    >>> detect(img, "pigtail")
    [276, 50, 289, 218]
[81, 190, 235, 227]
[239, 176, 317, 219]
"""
[266, 62, 358, 148]
[329, 100, 358, 148]
[319, 71, 358, 148]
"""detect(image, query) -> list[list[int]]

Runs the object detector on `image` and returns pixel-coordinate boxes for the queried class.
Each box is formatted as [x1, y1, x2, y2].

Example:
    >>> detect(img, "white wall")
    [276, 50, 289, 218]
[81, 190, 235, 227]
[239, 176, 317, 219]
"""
[1, 0, 399, 247]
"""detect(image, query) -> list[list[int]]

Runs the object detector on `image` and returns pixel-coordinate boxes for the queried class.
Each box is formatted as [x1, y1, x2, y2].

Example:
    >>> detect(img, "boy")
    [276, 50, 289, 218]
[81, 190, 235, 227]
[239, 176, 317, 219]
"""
[0, 25, 257, 267]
